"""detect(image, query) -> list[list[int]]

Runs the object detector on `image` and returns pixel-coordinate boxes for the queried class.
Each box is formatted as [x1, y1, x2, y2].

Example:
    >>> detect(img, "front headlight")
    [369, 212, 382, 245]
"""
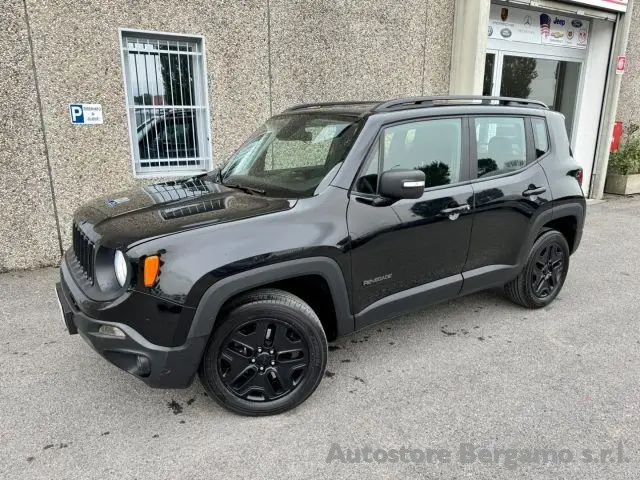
[114, 250, 128, 287]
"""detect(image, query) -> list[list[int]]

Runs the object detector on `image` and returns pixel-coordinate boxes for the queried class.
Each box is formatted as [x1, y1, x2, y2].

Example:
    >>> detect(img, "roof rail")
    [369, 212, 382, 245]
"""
[374, 96, 549, 111]
[284, 101, 377, 112]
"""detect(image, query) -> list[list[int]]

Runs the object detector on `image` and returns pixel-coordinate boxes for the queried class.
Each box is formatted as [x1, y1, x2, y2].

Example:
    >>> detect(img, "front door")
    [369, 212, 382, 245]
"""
[347, 117, 474, 329]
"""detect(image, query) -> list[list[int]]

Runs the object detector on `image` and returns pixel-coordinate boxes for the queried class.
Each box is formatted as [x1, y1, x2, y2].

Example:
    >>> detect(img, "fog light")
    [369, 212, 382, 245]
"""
[99, 325, 126, 338]
[133, 355, 151, 377]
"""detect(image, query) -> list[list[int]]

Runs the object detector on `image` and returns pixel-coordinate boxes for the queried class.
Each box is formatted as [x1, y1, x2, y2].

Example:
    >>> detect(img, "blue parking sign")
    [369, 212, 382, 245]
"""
[70, 104, 84, 124]
[69, 103, 103, 125]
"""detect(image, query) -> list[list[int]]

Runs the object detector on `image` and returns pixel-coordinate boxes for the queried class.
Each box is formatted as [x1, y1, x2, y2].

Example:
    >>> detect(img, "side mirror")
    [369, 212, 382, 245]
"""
[378, 169, 425, 200]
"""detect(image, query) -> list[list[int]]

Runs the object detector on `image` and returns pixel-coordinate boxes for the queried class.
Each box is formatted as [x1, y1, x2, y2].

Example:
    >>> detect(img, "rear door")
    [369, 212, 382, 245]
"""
[461, 114, 552, 294]
[347, 116, 474, 329]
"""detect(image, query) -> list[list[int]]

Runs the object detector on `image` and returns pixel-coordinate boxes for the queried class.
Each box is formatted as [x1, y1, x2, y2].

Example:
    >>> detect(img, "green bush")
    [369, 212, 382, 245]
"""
[609, 123, 640, 175]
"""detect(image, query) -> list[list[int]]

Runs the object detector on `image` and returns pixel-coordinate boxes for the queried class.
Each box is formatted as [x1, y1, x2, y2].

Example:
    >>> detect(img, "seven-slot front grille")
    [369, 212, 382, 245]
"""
[72, 223, 95, 284]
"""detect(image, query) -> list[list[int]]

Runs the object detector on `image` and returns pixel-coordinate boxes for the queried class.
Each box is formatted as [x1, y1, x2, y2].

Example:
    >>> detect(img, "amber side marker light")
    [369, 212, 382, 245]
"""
[143, 255, 160, 287]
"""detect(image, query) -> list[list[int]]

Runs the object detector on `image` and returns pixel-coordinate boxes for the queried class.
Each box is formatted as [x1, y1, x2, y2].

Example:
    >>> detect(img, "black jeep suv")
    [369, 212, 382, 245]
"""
[56, 96, 585, 415]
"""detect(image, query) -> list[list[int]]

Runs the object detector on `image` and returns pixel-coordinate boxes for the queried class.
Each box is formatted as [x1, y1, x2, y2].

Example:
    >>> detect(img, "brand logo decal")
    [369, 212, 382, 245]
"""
[363, 274, 392, 287]
[571, 19, 583, 28]
[500, 28, 512, 38]
[553, 17, 566, 26]
[579, 29, 588, 43]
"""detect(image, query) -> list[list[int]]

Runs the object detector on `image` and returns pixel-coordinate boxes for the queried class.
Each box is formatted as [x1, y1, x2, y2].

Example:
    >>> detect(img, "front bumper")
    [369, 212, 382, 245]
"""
[56, 269, 207, 389]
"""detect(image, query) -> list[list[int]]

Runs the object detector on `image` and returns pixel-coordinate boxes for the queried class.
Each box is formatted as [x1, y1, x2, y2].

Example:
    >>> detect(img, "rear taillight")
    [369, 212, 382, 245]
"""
[576, 168, 583, 186]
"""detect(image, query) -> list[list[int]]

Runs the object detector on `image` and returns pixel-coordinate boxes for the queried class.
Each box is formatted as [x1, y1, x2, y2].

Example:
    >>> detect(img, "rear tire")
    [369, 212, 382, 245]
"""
[199, 289, 328, 416]
[505, 230, 570, 309]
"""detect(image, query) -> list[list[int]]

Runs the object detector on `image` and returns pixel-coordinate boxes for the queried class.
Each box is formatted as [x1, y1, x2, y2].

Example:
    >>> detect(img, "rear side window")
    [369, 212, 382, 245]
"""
[474, 117, 527, 177]
[531, 117, 549, 158]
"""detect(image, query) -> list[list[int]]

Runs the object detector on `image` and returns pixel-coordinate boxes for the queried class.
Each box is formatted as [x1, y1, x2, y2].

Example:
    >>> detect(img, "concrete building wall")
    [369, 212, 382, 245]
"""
[25, 0, 272, 252]
[0, 0, 61, 272]
[269, 0, 454, 113]
[1, 0, 455, 271]
[617, 3, 640, 126]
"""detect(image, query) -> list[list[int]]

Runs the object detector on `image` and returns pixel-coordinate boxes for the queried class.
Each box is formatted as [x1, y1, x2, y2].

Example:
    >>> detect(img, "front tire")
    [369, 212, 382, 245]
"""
[199, 289, 328, 416]
[505, 230, 570, 309]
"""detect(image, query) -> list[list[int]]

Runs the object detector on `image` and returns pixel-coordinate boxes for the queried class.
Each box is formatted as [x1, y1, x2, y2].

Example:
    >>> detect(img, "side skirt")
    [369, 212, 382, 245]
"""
[354, 274, 462, 331]
[352, 265, 521, 333]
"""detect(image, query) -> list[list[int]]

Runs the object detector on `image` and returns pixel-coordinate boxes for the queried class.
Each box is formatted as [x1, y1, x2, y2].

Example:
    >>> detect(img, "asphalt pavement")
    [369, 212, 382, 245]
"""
[1, 196, 639, 479]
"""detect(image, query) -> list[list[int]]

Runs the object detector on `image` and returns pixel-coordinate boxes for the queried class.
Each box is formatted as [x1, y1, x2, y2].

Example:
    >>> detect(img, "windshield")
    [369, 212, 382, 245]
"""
[219, 113, 362, 198]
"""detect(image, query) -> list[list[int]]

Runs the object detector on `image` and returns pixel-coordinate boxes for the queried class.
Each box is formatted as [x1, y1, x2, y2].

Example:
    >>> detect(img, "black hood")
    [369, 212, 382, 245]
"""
[73, 178, 295, 249]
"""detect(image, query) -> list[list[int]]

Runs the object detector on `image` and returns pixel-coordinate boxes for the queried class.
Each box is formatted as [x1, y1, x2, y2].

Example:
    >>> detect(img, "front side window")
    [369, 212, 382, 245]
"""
[475, 117, 526, 177]
[220, 113, 362, 198]
[356, 118, 463, 193]
[121, 32, 211, 177]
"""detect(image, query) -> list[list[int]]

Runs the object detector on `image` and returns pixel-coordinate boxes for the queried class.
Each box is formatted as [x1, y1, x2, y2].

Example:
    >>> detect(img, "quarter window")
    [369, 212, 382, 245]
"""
[355, 145, 380, 194]
[474, 117, 526, 177]
[532, 117, 549, 158]
[121, 32, 211, 177]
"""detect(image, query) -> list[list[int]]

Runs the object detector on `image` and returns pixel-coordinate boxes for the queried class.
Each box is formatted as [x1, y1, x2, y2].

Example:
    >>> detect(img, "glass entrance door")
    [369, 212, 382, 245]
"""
[483, 53, 495, 96]
[484, 52, 582, 140]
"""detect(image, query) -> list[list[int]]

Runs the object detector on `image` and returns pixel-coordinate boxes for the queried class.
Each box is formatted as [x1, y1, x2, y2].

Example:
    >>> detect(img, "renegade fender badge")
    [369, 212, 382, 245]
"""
[363, 273, 392, 286]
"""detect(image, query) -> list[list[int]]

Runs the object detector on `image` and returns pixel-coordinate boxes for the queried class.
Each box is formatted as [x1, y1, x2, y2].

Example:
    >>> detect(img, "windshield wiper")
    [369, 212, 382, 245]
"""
[221, 182, 266, 195]
[209, 165, 265, 195]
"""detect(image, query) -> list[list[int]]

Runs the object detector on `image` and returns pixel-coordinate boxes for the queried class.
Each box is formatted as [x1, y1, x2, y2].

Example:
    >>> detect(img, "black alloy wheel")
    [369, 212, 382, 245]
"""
[504, 229, 570, 309]
[530, 242, 566, 299]
[218, 319, 309, 402]
[199, 289, 327, 416]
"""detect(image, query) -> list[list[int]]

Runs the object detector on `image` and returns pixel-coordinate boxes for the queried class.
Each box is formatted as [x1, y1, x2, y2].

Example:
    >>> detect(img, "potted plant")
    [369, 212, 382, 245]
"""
[605, 122, 640, 195]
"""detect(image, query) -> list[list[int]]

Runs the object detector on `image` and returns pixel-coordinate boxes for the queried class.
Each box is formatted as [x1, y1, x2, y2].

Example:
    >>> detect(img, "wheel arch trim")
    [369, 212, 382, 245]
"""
[516, 207, 555, 268]
[187, 257, 354, 340]
[517, 201, 585, 267]
[550, 202, 585, 253]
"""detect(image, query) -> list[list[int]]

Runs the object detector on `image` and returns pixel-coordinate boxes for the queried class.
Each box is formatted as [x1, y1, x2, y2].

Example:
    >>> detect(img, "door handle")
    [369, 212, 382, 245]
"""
[523, 186, 547, 197]
[440, 204, 471, 216]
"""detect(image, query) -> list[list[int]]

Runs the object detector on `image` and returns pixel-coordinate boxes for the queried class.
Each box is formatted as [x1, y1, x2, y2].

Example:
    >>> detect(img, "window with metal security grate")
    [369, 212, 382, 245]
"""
[120, 31, 212, 177]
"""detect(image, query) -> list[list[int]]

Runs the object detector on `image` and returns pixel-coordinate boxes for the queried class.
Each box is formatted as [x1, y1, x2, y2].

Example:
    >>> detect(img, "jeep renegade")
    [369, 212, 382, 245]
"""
[56, 96, 586, 415]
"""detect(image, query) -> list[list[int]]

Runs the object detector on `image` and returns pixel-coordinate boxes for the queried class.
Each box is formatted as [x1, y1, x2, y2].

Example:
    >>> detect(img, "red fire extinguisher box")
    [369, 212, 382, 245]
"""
[611, 121, 623, 152]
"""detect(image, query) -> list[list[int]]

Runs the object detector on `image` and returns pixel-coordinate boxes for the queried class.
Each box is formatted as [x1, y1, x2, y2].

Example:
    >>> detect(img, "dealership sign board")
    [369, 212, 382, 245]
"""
[563, 0, 628, 13]
[489, 5, 590, 49]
